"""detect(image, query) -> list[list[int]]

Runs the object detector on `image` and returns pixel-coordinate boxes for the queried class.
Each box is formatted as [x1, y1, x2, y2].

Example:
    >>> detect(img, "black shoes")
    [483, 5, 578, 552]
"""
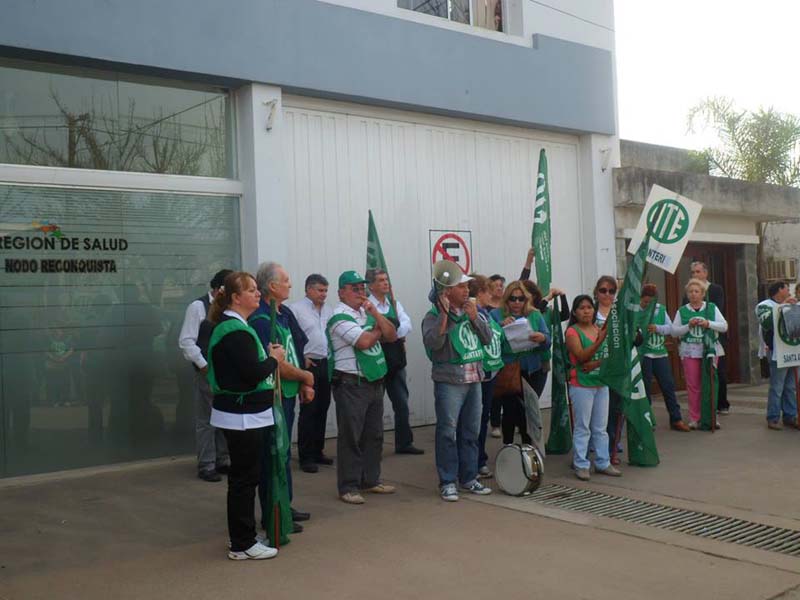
[291, 508, 311, 522]
[198, 470, 222, 482]
[292, 522, 304, 534]
[300, 461, 319, 473]
[396, 446, 425, 455]
[216, 464, 230, 475]
[315, 454, 334, 466]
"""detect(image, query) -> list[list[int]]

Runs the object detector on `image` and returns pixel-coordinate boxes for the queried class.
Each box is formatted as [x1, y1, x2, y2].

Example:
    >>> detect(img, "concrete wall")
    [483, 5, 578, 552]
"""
[620, 140, 707, 174]
[0, 0, 615, 135]
[614, 167, 800, 221]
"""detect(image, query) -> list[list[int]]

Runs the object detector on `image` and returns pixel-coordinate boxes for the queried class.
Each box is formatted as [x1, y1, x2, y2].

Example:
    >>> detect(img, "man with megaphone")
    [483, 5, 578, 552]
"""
[422, 261, 494, 502]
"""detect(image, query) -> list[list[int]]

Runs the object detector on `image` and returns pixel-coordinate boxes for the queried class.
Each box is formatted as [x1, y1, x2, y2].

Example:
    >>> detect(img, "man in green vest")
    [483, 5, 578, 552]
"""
[756, 280, 799, 430]
[329, 270, 398, 505]
[251, 262, 316, 532]
[422, 271, 494, 502]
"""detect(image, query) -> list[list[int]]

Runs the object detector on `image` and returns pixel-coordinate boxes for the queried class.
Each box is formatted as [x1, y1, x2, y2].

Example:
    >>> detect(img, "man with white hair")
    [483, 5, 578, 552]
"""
[250, 262, 315, 532]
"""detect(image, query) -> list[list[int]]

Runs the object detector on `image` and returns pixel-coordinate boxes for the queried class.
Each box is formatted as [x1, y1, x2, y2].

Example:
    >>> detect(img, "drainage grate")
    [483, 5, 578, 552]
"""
[527, 484, 800, 556]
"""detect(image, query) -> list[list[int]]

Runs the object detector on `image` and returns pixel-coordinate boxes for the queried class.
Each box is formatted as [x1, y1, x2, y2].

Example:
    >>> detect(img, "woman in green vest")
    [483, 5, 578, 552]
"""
[565, 295, 621, 481]
[638, 284, 690, 432]
[490, 281, 550, 446]
[206, 271, 286, 561]
[671, 278, 727, 430]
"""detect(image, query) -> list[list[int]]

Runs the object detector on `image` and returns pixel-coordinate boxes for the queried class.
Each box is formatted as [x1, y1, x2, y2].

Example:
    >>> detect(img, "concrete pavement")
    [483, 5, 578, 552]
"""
[2, 383, 800, 600]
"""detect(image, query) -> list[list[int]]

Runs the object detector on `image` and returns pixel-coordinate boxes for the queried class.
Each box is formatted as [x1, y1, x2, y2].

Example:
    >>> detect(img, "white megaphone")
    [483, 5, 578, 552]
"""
[428, 260, 464, 304]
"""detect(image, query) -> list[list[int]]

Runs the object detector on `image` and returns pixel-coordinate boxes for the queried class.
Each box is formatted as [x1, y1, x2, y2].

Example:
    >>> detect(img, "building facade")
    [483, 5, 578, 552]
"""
[0, 0, 619, 477]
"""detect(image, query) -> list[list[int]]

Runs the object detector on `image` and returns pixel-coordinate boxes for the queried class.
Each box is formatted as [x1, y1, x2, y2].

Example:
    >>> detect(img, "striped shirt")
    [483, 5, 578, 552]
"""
[329, 303, 373, 376]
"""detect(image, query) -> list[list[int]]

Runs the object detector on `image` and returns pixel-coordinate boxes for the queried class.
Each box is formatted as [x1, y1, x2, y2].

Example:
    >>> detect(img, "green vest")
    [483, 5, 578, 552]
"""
[249, 313, 301, 398]
[642, 304, 668, 357]
[569, 325, 604, 387]
[327, 313, 388, 382]
[426, 307, 485, 365]
[206, 318, 275, 402]
[482, 318, 505, 372]
[679, 303, 719, 346]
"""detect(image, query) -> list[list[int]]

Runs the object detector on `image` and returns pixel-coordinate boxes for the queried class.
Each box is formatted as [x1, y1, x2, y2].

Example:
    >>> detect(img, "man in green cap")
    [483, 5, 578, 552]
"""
[328, 270, 398, 505]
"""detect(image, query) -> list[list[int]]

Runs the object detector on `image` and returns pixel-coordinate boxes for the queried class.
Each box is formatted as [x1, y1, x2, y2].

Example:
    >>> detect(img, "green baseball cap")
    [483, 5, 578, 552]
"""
[338, 270, 368, 288]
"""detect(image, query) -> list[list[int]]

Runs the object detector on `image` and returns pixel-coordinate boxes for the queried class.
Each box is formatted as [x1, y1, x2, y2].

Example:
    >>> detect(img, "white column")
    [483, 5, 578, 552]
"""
[578, 132, 620, 288]
[235, 84, 288, 271]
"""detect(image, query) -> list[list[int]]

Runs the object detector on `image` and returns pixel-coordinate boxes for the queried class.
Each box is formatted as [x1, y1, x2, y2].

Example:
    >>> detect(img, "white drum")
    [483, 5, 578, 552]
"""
[495, 443, 544, 496]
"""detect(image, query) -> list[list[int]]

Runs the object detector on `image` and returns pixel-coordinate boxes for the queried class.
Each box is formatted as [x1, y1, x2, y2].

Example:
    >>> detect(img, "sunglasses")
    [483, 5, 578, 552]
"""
[508, 295, 526, 302]
[598, 287, 617, 295]
[348, 284, 366, 292]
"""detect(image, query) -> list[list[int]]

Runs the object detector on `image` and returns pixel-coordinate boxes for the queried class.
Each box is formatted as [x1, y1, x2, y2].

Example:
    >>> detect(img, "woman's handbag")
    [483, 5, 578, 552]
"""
[493, 361, 522, 397]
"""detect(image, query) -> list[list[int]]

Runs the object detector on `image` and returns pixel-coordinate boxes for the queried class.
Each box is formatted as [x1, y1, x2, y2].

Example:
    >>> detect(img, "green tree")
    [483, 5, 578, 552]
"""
[688, 97, 800, 287]
[687, 97, 800, 187]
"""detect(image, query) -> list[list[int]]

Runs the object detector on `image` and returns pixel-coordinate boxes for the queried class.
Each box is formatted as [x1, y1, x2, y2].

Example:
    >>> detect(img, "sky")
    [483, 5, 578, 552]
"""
[614, 0, 800, 151]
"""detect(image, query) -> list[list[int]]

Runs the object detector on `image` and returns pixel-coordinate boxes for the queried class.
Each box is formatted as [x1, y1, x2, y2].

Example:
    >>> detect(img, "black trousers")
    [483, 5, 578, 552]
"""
[298, 359, 332, 463]
[222, 427, 265, 552]
[500, 370, 547, 445]
[606, 389, 623, 453]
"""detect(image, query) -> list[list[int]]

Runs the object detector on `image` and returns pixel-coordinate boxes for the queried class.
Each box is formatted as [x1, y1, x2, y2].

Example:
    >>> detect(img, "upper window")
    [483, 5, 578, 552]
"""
[398, 0, 503, 32]
[0, 60, 234, 178]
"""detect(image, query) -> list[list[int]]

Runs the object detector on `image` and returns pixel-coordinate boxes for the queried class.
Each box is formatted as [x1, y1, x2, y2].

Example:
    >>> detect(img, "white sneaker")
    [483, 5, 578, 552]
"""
[440, 483, 459, 502]
[688, 421, 698, 430]
[227, 533, 267, 550]
[227, 541, 278, 561]
[490, 427, 501, 439]
[460, 480, 493, 495]
[478, 465, 493, 479]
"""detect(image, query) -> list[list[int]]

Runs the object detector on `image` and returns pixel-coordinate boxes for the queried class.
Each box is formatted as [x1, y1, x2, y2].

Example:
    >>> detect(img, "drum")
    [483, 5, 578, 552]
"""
[495, 443, 544, 496]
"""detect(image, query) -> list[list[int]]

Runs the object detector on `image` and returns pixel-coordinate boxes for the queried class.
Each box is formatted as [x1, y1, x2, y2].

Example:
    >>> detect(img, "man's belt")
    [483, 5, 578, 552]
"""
[332, 370, 383, 385]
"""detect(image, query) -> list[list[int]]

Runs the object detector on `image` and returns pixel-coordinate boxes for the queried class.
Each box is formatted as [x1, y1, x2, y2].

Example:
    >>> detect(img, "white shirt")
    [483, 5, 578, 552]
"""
[209, 310, 274, 430]
[288, 296, 333, 360]
[596, 307, 611, 328]
[368, 294, 412, 338]
[178, 291, 214, 369]
[671, 302, 728, 359]
[755, 298, 778, 360]
[329, 302, 375, 376]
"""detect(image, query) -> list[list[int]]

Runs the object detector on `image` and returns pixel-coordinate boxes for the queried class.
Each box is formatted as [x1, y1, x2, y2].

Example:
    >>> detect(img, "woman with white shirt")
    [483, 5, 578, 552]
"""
[671, 278, 728, 430]
[206, 271, 286, 560]
[637, 284, 690, 432]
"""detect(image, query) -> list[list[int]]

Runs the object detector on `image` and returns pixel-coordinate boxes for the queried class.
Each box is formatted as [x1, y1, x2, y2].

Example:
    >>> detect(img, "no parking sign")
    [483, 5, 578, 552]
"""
[429, 230, 472, 275]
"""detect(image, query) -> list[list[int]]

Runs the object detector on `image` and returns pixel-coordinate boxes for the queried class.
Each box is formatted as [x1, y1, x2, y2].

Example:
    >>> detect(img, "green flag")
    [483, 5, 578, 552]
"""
[265, 299, 292, 547]
[625, 295, 659, 466]
[700, 294, 719, 431]
[366, 209, 387, 273]
[532, 149, 552, 293]
[545, 305, 573, 454]
[625, 345, 660, 466]
[598, 234, 650, 397]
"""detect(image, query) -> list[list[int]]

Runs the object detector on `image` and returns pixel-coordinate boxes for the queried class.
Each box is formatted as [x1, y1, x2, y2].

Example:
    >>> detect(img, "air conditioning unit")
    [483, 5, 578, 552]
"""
[765, 258, 798, 282]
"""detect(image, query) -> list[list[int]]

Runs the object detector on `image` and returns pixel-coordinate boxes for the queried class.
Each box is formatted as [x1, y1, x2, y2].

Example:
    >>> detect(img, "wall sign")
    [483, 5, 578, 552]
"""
[429, 230, 472, 275]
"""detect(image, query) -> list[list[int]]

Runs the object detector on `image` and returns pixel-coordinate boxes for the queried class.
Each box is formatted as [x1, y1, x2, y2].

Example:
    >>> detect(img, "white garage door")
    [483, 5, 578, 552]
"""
[280, 96, 584, 433]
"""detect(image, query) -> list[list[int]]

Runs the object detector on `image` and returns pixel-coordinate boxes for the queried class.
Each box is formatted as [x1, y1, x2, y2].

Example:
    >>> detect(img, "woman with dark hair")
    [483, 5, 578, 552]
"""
[468, 274, 504, 478]
[207, 271, 286, 560]
[490, 281, 551, 445]
[638, 284, 690, 432]
[565, 295, 620, 481]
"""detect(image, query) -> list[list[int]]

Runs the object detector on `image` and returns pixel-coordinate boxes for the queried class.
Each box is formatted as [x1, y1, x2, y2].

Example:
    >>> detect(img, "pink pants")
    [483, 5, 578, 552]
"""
[681, 357, 702, 423]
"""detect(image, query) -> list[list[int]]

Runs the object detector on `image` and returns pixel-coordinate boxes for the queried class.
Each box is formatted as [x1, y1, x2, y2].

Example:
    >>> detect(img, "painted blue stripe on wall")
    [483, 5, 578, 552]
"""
[0, 0, 615, 134]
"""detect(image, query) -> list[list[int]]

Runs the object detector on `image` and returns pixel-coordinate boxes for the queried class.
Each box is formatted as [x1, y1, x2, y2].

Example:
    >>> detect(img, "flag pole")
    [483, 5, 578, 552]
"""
[270, 298, 283, 548]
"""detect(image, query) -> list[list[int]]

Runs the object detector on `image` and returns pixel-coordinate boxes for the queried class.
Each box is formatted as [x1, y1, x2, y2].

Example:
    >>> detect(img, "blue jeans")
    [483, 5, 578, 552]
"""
[570, 385, 610, 471]
[434, 381, 481, 486]
[478, 378, 496, 469]
[642, 356, 683, 423]
[385, 367, 414, 450]
[767, 362, 798, 423]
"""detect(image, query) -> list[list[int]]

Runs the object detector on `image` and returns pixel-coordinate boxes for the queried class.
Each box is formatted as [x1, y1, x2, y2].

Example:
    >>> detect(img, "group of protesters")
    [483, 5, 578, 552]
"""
[178, 255, 798, 561]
